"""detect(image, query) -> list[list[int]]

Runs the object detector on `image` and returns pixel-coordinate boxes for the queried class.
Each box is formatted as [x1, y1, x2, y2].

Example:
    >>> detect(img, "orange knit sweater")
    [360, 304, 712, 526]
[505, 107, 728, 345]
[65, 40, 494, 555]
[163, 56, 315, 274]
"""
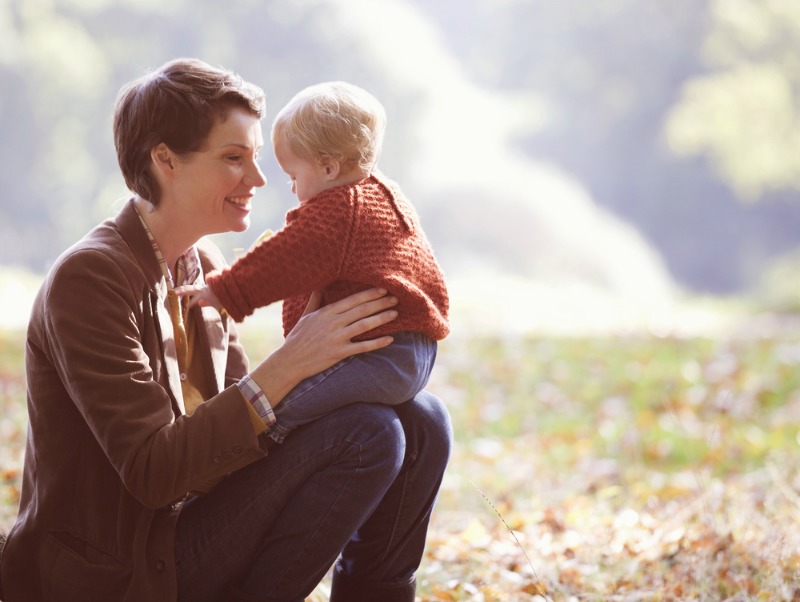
[206, 172, 450, 341]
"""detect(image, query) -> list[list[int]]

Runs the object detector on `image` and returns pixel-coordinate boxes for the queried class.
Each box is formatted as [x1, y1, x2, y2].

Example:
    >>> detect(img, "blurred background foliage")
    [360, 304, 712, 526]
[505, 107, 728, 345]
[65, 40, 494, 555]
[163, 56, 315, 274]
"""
[3, 4, 800, 595]
[3, 0, 800, 326]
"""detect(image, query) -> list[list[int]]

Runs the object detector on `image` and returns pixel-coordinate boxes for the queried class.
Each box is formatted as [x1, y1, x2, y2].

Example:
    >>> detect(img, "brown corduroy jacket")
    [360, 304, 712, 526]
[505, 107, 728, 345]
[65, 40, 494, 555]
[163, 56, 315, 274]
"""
[2, 200, 268, 601]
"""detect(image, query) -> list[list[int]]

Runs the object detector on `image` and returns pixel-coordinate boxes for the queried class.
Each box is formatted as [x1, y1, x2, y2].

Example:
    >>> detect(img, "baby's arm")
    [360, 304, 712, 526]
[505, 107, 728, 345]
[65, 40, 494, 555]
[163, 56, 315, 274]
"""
[207, 193, 351, 322]
[174, 283, 224, 312]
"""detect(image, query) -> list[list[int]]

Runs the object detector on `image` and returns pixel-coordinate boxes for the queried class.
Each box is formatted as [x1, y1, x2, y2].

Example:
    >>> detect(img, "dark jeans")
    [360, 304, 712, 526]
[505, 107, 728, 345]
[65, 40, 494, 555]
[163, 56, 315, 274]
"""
[174, 391, 452, 602]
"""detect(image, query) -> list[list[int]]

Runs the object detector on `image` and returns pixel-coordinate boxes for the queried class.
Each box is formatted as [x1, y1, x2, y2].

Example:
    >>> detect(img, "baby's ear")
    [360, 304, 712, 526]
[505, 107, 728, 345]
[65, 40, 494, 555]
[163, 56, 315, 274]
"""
[322, 159, 341, 180]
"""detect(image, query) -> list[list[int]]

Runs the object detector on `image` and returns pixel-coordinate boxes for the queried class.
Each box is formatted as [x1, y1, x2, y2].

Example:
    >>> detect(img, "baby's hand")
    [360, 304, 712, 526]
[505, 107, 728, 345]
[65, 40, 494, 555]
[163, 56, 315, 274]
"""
[174, 283, 224, 312]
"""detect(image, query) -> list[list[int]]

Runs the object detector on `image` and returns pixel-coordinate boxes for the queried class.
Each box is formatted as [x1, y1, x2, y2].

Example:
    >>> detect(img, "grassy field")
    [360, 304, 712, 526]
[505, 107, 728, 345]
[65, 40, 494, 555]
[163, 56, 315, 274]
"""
[418, 331, 800, 601]
[2, 321, 800, 600]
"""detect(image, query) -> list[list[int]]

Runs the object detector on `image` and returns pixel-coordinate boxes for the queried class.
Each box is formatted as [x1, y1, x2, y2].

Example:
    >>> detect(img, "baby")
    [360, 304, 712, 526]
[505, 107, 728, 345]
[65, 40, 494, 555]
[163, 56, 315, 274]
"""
[179, 81, 449, 443]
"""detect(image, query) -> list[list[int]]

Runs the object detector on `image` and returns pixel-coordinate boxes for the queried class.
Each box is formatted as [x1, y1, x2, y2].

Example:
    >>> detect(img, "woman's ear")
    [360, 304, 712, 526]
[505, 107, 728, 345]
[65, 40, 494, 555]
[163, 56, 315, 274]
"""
[151, 143, 175, 175]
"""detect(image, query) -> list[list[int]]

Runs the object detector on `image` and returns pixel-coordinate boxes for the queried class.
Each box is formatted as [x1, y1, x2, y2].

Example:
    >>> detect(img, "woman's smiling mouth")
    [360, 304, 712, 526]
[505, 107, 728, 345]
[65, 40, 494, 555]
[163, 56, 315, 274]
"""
[226, 195, 252, 210]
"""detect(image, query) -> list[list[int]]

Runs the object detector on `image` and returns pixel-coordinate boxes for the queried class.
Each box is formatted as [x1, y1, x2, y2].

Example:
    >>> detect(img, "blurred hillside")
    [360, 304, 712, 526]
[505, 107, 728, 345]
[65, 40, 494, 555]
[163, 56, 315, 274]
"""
[2, 0, 800, 329]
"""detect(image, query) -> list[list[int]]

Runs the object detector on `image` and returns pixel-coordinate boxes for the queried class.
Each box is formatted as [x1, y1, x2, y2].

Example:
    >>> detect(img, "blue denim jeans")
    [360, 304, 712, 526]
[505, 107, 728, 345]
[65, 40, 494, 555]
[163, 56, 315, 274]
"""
[267, 331, 437, 443]
[174, 391, 452, 602]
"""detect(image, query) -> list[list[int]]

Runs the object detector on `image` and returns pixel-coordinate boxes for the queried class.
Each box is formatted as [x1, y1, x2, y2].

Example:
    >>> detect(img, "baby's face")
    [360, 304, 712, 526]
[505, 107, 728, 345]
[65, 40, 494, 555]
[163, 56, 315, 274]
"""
[273, 137, 332, 203]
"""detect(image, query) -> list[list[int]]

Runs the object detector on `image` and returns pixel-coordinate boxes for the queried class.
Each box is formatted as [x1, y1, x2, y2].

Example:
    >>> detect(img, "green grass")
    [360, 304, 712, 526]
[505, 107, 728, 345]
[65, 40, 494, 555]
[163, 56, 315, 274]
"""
[433, 333, 800, 476]
[2, 324, 800, 599]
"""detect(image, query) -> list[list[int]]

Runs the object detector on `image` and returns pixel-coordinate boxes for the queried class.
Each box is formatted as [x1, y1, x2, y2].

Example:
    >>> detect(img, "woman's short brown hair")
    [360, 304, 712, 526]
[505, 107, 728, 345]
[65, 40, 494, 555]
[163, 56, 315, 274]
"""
[113, 58, 265, 206]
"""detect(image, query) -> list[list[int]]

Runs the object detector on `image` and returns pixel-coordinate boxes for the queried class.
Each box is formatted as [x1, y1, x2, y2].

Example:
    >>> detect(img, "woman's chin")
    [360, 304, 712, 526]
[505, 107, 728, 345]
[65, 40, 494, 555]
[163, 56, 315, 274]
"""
[229, 217, 251, 233]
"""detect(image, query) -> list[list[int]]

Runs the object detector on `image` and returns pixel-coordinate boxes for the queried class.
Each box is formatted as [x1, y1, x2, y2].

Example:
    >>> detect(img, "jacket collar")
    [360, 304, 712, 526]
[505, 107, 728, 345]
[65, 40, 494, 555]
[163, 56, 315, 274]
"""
[114, 199, 167, 295]
[112, 199, 229, 409]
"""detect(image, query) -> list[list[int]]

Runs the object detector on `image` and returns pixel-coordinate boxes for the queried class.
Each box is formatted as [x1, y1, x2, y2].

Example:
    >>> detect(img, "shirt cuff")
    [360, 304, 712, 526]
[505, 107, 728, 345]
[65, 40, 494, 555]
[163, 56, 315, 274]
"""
[237, 374, 276, 427]
[242, 396, 268, 435]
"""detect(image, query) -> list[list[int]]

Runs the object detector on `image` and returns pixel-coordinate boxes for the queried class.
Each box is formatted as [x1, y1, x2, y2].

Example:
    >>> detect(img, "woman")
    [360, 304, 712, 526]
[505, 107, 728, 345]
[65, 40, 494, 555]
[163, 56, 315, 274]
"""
[0, 58, 452, 602]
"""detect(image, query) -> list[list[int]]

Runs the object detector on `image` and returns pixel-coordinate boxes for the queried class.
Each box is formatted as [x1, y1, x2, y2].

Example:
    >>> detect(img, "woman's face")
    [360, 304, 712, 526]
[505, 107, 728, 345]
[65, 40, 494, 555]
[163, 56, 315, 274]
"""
[168, 107, 266, 237]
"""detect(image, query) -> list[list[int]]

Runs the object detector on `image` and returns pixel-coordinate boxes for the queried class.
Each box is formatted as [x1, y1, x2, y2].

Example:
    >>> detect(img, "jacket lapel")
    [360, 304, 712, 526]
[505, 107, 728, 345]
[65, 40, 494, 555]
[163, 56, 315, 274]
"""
[199, 305, 228, 394]
[153, 279, 186, 415]
[186, 254, 228, 394]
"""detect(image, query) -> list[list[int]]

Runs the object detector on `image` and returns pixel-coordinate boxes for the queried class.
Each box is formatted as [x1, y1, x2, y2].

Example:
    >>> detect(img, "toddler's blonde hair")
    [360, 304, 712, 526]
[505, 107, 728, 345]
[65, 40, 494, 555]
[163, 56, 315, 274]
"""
[272, 81, 386, 174]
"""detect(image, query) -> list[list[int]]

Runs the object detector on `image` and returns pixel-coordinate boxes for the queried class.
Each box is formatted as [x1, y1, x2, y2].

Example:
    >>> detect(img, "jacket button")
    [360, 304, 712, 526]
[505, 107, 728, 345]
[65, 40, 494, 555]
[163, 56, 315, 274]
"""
[155, 559, 166, 572]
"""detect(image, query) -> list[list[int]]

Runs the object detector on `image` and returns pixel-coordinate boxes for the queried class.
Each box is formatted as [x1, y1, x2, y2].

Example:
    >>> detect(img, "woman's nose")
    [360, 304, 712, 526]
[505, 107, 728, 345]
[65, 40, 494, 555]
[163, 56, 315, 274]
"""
[247, 161, 267, 187]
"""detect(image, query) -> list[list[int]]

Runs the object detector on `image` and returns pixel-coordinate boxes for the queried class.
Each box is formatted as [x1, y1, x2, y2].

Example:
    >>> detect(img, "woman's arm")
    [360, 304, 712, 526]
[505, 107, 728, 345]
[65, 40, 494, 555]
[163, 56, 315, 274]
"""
[248, 288, 398, 404]
[41, 246, 395, 507]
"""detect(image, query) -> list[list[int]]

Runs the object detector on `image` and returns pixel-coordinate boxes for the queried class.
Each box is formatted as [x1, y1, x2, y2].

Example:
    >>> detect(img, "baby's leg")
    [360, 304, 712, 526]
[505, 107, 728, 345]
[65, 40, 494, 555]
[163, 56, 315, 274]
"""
[266, 331, 436, 443]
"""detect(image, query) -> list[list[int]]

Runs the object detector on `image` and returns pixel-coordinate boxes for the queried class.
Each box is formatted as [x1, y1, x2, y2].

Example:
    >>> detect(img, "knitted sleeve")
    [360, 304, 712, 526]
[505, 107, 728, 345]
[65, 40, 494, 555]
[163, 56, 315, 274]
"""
[206, 189, 355, 322]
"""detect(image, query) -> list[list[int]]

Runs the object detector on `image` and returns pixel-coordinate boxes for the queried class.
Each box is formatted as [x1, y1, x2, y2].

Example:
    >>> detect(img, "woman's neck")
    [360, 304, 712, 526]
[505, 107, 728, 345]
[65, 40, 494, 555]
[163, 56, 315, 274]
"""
[134, 197, 195, 271]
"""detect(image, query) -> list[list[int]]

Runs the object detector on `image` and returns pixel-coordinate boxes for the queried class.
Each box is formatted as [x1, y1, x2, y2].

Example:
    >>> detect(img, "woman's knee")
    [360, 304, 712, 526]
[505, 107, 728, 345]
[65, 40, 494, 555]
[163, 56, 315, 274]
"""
[337, 403, 406, 474]
[396, 390, 453, 466]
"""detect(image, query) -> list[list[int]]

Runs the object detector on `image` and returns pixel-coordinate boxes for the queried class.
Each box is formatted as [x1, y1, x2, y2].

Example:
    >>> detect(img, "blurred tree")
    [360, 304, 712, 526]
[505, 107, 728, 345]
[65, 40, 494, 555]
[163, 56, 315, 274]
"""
[1, 0, 116, 268]
[665, 0, 800, 201]
[411, 0, 800, 293]
[4, 0, 800, 298]
[0, 0, 433, 272]
[757, 248, 800, 311]
[0, 0, 329, 269]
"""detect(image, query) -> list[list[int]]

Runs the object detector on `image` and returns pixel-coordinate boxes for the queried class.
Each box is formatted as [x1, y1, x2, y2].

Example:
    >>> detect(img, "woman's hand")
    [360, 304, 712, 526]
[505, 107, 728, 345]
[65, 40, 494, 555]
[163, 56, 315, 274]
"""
[249, 288, 398, 404]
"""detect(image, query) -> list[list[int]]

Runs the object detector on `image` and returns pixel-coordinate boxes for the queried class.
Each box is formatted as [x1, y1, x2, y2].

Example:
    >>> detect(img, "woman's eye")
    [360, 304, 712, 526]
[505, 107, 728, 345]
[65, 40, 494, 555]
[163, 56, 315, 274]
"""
[226, 155, 241, 162]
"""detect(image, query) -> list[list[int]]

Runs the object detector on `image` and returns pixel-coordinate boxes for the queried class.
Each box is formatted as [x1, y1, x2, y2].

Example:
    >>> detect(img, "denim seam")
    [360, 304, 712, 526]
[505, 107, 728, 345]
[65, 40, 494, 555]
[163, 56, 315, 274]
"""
[270, 440, 363, 593]
[378, 467, 409, 565]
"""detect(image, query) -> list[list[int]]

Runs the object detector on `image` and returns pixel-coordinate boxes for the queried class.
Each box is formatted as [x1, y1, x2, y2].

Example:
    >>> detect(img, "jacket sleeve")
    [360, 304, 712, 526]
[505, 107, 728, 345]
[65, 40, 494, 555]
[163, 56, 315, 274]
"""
[207, 189, 354, 322]
[42, 248, 266, 509]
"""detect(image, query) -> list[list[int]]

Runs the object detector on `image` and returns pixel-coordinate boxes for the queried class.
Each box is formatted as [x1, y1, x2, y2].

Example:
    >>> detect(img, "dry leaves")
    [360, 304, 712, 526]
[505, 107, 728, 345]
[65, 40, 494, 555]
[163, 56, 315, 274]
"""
[3, 329, 800, 600]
